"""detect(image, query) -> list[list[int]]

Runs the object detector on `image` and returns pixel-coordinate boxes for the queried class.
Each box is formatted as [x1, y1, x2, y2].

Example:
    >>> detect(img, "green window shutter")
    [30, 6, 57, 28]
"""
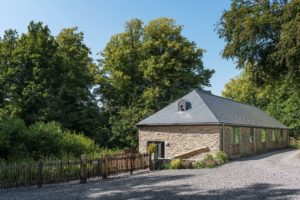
[261, 129, 266, 142]
[250, 128, 254, 143]
[272, 130, 276, 142]
[232, 127, 240, 144]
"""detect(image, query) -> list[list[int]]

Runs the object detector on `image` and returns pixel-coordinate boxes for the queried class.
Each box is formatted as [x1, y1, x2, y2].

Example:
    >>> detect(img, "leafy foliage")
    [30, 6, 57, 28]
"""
[222, 70, 300, 137]
[0, 18, 214, 156]
[147, 143, 157, 154]
[0, 22, 106, 146]
[194, 152, 228, 169]
[0, 118, 28, 160]
[215, 151, 228, 164]
[219, 0, 300, 137]
[170, 158, 184, 169]
[217, 0, 295, 84]
[98, 18, 214, 148]
[0, 118, 100, 161]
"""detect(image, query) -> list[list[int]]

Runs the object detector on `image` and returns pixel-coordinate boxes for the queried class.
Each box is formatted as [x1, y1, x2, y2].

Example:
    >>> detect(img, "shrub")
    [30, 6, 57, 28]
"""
[0, 118, 102, 161]
[170, 158, 184, 169]
[62, 130, 99, 157]
[147, 143, 157, 154]
[215, 151, 228, 164]
[194, 153, 216, 168]
[0, 118, 28, 160]
[26, 122, 65, 159]
[194, 152, 228, 169]
[158, 163, 171, 170]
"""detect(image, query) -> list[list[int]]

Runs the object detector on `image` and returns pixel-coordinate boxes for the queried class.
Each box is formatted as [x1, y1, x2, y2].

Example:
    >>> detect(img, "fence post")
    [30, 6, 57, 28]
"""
[37, 161, 43, 188]
[97, 158, 101, 176]
[80, 154, 87, 184]
[148, 153, 153, 170]
[101, 156, 108, 179]
[130, 153, 134, 175]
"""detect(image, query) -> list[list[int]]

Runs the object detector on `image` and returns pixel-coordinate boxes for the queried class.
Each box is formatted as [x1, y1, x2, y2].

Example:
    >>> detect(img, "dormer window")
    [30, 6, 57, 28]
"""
[180, 104, 184, 111]
[178, 99, 191, 111]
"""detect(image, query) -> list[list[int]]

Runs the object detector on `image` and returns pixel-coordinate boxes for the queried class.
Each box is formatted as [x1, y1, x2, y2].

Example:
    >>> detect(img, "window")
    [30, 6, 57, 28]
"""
[280, 130, 285, 143]
[261, 129, 266, 142]
[177, 99, 191, 111]
[178, 99, 187, 111]
[232, 127, 240, 144]
[272, 129, 276, 142]
[180, 104, 184, 111]
[250, 128, 254, 143]
[147, 141, 165, 158]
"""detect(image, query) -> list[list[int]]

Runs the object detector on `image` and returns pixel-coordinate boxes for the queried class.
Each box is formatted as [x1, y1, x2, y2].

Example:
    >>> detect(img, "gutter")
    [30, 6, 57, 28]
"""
[222, 124, 225, 151]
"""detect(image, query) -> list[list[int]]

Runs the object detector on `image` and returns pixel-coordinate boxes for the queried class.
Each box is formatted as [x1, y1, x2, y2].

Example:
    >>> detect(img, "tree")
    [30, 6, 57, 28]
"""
[51, 27, 105, 144]
[98, 18, 214, 148]
[0, 29, 19, 119]
[217, 0, 300, 84]
[222, 71, 263, 107]
[0, 22, 107, 145]
[218, 0, 300, 137]
[0, 22, 59, 123]
[222, 70, 300, 137]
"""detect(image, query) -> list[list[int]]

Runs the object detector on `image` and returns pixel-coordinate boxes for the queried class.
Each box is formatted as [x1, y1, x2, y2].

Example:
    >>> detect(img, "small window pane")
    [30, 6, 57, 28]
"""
[250, 128, 254, 143]
[232, 127, 239, 144]
[261, 129, 266, 142]
[280, 130, 284, 141]
[272, 130, 276, 142]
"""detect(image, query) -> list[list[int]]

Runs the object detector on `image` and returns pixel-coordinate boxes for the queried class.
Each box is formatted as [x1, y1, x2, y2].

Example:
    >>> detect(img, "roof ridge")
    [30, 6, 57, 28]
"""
[193, 90, 221, 123]
[196, 89, 259, 109]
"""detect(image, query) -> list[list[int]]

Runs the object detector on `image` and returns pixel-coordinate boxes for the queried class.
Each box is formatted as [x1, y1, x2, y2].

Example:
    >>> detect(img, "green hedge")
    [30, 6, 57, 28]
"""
[0, 118, 101, 161]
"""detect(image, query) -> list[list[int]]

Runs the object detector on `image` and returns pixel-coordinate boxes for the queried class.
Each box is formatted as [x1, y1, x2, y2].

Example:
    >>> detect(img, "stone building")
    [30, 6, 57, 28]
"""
[137, 90, 289, 159]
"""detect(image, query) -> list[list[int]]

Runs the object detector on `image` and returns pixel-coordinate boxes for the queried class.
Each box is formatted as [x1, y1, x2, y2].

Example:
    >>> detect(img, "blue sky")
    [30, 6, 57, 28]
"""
[0, 0, 240, 95]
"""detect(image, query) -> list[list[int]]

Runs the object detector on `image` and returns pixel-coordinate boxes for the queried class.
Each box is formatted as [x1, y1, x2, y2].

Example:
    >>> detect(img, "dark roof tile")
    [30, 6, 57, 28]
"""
[137, 90, 287, 129]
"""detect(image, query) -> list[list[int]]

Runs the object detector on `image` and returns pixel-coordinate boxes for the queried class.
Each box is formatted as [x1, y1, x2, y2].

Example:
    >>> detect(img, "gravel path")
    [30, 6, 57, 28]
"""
[1, 148, 300, 200]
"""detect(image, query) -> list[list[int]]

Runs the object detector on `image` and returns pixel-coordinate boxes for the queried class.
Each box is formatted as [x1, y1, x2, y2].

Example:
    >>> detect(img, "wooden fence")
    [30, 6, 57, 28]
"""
[0, 153, 149, 188]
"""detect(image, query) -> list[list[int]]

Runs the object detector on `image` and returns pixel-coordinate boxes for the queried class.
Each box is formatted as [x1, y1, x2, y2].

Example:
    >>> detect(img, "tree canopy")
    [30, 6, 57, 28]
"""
[0, 22, 105, 145]
[0, 19, 214, 152]
[219, 0, 300, 137]
[98, 18, 214, 148]
[218, 0, 299, 85]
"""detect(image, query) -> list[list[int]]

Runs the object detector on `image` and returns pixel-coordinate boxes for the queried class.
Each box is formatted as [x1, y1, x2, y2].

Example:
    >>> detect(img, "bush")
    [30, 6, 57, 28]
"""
[62, 130, 99, 157]
[215, 151, 228, 164]
[26, 122, 64, 159]
[0, 118, 101, 161]
[0, 118, 28, 160]
[170, 158, 184, 169]
[147, 143, 157, 154]
[158, 163, 171, 170]
[194, 152, 228, 169]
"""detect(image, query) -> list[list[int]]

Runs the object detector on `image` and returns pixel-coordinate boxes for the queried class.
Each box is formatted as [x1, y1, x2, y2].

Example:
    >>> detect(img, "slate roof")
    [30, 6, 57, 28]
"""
[137, 90, 288, 129]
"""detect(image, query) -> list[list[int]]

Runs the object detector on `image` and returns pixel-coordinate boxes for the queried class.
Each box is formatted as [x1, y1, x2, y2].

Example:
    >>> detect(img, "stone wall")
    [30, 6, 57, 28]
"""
[139, 125, 289, 160]
[138, 125, 221, 159]
[223, 126, 289, 158]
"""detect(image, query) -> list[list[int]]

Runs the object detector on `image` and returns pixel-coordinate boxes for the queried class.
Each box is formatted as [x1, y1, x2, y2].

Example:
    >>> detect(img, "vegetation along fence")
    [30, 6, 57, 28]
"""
[0, 153, 149, 188]
[289, 136, 299, 146]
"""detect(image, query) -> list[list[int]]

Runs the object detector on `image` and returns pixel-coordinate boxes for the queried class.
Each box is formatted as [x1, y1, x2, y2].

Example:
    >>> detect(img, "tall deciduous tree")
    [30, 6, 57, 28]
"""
[53, 28, 105, 143]
[1, 22, 59, 123]
[222, 70, 300, 137]
[218, 0, 299, 85]
[0, 29, 19, 118]
[218, 0, 300, 137]
[99, 18, 214, 148]
[0, 22, 106, 145]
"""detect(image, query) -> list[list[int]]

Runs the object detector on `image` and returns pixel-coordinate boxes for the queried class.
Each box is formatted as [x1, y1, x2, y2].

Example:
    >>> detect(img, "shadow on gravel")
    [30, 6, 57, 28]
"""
[85, 181, 300, 200]
[1, 172, 300, 200]
[235, 148, 297, 161]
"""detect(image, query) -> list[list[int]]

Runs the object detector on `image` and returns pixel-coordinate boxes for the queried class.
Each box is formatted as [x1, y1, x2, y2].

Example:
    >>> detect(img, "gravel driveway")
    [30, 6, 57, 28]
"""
[1, 148, 300, 200]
